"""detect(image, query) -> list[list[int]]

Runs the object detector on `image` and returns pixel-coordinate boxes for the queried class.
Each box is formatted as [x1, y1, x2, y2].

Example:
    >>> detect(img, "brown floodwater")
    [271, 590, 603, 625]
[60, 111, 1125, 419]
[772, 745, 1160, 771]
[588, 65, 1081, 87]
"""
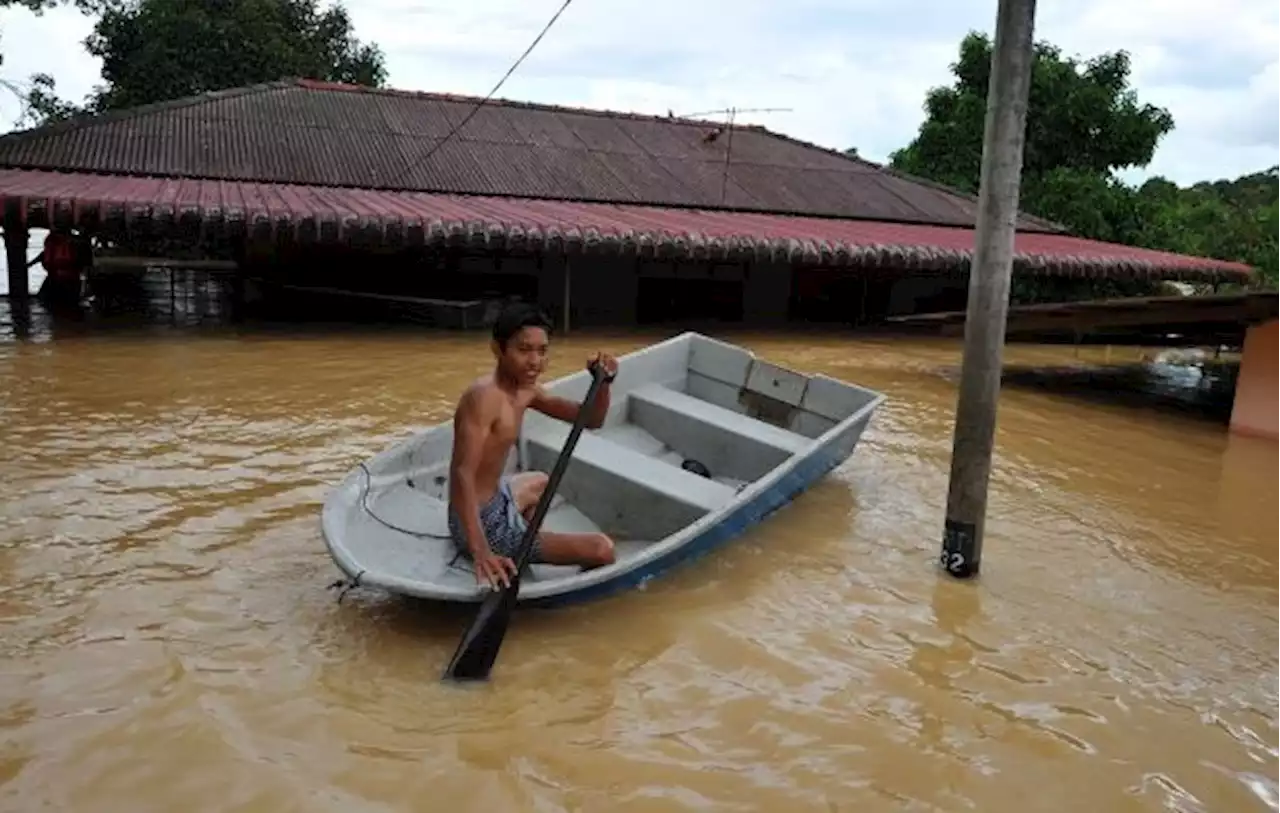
[0, 300, 1275, 813]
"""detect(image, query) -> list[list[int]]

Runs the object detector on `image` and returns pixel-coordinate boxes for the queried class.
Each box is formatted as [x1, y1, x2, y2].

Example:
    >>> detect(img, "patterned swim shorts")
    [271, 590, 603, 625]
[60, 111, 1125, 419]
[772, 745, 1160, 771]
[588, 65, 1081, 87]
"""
[448, 476, 542, 563]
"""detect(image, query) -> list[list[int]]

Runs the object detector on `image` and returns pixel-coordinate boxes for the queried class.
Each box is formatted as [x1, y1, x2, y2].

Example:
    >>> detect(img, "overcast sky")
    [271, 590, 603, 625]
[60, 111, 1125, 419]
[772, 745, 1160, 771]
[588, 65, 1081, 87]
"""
[0, 0, 1275, 187]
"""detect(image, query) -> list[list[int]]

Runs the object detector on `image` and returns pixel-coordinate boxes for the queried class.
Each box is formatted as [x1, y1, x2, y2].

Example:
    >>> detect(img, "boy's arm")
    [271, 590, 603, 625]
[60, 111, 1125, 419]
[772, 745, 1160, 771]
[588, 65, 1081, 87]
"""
[530, 354, 616, 429]
[531, 388, 595, 428]
[449, 389, 495, 559]
[530, 386, 612, 429]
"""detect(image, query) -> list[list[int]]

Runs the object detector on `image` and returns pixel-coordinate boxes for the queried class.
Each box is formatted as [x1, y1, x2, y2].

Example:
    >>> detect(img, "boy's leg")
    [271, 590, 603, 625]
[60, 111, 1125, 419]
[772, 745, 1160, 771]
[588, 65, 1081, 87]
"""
[507, 471, 614, 568]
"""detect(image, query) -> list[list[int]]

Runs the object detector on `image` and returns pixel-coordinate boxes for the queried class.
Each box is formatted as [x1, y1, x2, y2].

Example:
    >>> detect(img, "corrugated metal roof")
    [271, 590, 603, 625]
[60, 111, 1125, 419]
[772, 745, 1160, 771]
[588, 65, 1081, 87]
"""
[0, 168, 1251, 282]
[0, 79, 1058, 231]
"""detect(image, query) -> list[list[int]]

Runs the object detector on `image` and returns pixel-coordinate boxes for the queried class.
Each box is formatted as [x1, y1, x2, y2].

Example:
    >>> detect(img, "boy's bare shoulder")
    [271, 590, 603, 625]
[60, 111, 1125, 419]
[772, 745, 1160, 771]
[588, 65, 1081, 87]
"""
[455, 375, 504, 416]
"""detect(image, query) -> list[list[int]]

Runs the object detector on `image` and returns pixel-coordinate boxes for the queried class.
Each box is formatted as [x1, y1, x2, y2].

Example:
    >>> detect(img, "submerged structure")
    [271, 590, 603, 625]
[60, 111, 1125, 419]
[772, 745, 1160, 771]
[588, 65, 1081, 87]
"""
[0, 79, 1254, 328]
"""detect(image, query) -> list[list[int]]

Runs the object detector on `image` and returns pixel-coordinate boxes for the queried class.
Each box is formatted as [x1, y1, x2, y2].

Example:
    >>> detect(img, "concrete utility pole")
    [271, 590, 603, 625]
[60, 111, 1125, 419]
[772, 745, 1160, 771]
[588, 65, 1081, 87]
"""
[939, 0, 1038, 579]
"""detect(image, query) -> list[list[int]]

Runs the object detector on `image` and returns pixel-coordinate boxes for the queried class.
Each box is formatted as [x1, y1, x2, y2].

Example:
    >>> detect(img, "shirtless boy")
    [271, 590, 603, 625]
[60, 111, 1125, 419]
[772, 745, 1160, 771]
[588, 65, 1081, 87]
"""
[447, 302, 619, 589]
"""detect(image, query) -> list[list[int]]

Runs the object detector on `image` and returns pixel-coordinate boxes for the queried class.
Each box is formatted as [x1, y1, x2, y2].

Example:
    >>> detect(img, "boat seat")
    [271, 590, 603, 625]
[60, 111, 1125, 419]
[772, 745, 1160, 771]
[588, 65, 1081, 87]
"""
[523, 412, 740, 541]
[524, 420, 738, 515]
[624, 383, 811, 482]
[628, 384, 811, 456]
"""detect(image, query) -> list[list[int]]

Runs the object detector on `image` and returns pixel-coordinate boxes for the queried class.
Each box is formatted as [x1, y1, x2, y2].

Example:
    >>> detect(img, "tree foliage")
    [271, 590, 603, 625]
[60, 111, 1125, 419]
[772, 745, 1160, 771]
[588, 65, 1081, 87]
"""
[1149, 169, 1279, 287]
[890, 32, 1175, 195]
[889, 31, 1278, 298]
[14, 0, 386, 122]
[18, 72, 83, 126]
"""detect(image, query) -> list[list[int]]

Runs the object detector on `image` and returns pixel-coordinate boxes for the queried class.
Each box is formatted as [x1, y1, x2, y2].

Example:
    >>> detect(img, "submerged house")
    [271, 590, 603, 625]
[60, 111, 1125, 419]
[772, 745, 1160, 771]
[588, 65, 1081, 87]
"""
[0, 79, 1254, 327]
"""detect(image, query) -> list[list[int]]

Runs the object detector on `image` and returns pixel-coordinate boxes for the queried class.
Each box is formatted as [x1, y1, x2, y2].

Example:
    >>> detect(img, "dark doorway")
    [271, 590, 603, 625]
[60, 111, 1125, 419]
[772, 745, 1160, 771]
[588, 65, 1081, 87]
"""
[636, 277, 744, 324]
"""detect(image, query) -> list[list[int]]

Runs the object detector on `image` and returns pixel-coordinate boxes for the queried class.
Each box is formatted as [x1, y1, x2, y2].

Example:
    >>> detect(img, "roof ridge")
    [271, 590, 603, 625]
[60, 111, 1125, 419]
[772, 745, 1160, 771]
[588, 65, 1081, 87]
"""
[3, 76, 760, 137]
[0, 80, 293, 144]
[290, 78, 771, 131]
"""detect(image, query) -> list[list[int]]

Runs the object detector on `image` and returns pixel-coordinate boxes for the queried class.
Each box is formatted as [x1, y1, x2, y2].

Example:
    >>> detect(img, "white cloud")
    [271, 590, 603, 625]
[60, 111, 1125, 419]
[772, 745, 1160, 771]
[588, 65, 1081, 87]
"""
[0, 0, 1275, 186]
[1038, 0, 1279, 183]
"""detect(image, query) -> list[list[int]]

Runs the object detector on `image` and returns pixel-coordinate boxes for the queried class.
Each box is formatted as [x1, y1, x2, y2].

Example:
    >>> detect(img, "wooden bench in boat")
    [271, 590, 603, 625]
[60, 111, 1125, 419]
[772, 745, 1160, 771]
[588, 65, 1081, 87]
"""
[627, 383, 812, 482]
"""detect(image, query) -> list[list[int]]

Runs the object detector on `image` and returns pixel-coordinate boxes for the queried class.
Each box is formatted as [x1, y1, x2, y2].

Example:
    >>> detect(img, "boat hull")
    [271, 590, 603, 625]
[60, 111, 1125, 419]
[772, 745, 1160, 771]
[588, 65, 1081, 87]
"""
[525, 406, 871, 607]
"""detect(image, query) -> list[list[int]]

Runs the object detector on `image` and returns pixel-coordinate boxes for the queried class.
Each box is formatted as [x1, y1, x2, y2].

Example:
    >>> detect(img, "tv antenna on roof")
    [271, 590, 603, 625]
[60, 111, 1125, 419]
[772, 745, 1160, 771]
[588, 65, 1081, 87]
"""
[679, 107, 793, 119]
[675, 106, 794, 205]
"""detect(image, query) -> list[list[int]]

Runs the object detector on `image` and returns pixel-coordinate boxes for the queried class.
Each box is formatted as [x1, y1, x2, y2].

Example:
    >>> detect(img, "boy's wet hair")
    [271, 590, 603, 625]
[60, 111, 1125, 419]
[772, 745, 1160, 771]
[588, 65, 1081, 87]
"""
[492, 301, 553, 350]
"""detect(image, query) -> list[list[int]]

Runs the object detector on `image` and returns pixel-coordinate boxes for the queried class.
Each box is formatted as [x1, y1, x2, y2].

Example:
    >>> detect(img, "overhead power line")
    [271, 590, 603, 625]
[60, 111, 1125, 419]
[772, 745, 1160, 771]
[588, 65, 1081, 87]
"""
[418, 0, 575, 167]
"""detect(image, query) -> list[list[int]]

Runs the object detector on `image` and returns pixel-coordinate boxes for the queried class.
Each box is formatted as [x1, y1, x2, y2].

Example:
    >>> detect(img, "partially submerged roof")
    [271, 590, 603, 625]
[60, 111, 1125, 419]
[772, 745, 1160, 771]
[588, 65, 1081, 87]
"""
[0, 80, 1256, 283]
[0, 79, 1054, 230]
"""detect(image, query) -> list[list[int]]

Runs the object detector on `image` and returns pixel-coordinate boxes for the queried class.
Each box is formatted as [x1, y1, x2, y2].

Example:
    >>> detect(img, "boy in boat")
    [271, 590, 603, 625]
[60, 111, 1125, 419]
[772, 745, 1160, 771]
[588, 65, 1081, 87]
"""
[447, 302, 619, 589]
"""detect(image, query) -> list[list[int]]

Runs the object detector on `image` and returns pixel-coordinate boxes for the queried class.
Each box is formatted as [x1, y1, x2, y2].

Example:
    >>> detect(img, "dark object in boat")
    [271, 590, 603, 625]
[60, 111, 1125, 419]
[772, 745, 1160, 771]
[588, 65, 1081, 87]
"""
[681, 458, 712, 478]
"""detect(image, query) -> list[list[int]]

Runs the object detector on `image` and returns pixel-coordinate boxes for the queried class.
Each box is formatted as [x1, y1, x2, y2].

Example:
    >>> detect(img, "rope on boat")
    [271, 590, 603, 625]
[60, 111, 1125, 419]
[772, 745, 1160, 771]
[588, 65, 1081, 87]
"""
[327, 569, 365, 604]
[352, 461, 477, 582]
[357, 461, 453, 540]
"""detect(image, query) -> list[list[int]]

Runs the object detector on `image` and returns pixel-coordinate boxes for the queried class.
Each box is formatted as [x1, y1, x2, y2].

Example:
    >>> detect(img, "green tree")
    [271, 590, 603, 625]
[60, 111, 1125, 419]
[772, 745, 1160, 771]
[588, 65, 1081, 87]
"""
[1148, 168, 1278, 288]
[890, 31, 1276, 297]
[890, 31, 1174, 194]
[17, 72, 81, 125]
[18, 0, 386, 122]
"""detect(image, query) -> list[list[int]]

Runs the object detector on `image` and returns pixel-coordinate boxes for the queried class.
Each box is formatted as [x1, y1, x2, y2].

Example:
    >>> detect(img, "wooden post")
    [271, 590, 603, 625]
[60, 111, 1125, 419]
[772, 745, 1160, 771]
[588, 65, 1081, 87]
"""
[562, 257, 571, 334]
[939, 0, 1037, 580]
[4, 225, 29, 301]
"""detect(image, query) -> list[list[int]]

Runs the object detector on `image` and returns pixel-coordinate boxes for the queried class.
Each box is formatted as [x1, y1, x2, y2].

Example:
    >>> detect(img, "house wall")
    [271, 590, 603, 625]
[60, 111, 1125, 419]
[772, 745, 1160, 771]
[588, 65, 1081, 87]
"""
[241, 242, 905, 328]
[1229, 318, 1278, 441]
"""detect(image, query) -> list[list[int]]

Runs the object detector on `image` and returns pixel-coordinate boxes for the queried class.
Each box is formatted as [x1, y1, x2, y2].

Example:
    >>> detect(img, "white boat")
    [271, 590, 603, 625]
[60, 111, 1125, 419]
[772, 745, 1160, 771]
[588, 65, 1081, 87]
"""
[321, 332, 886, 607]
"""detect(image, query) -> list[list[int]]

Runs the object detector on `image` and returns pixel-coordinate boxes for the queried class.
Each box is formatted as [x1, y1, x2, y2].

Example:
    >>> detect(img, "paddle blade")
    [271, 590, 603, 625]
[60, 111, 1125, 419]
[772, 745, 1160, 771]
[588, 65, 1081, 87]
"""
[442, 583, 520, 681]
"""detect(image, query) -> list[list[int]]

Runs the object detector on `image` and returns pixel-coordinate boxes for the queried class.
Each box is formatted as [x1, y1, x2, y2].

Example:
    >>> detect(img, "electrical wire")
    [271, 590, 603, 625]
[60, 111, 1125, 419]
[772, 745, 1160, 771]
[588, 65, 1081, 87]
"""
[416, 0, 576, 168]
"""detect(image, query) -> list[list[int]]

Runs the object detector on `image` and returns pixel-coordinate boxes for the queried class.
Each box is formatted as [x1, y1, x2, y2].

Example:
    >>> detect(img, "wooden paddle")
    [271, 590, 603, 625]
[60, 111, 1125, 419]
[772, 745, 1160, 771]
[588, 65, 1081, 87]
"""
[443, 361, 610, 682]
